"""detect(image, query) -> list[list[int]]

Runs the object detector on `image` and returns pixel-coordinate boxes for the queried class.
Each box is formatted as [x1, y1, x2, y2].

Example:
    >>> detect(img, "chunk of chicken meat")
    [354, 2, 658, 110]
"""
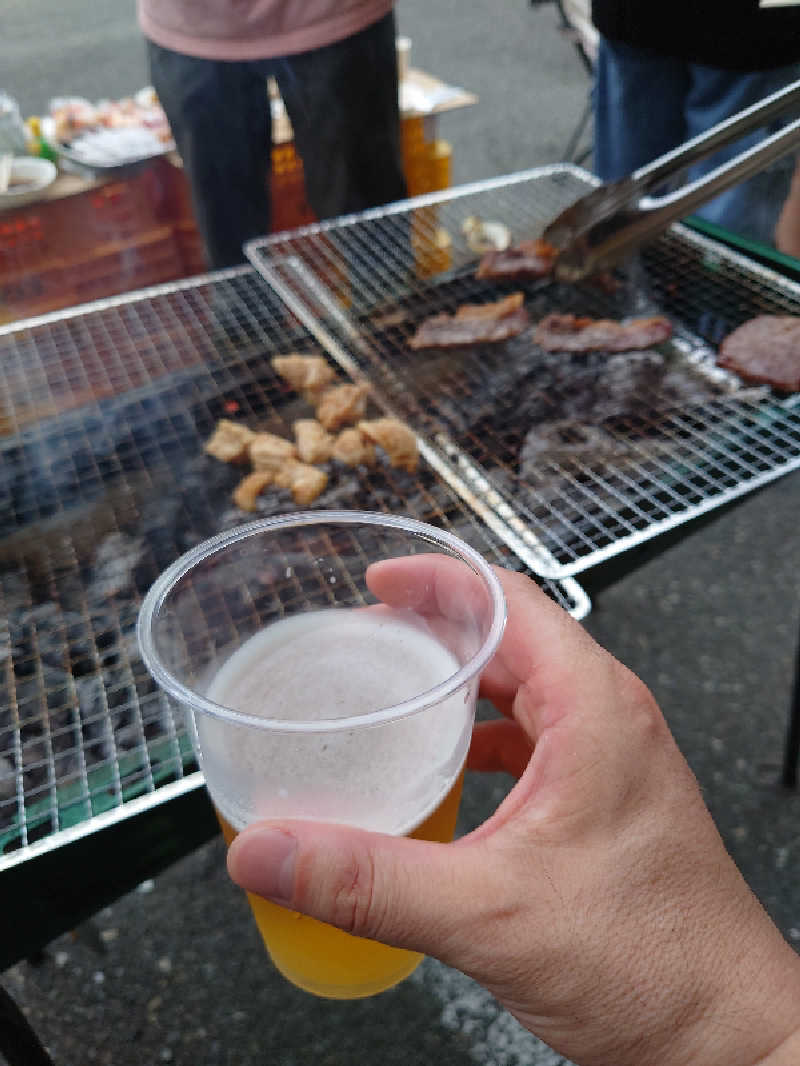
[274, 460, 329, 505]
[272, 353, 337, 403]
[358, 418, 419, 472]
[204, 419, 256, 462]
[249, 432, 298, 472]
[293, 419, 334, 464]
[332, 427, 376, 467]
[233, 470, 274, 512]
[315, 383, 370, 431]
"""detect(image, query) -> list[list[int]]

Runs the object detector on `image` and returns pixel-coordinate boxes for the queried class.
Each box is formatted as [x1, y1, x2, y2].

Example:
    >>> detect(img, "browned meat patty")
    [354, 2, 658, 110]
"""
[408, 292, 530, 350]
[533, 313, 673, 353]
[476, 239, 558, 281]
[717, 315, 800, 392]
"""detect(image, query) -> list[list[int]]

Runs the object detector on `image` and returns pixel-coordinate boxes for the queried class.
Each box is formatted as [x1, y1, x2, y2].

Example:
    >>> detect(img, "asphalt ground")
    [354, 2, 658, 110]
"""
[2, 2, 800, 1064]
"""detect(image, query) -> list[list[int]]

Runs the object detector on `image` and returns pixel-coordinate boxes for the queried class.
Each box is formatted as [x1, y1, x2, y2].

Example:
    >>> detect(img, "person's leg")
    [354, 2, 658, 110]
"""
[684, 63, 800, 245]
[275, 10, 407, 221]
[593, 37, 689, 181]
[147, 40, 271, 268]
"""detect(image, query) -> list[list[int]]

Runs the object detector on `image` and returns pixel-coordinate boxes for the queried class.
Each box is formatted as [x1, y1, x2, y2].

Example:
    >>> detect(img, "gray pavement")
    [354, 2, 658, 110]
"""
[2, 2, 800, 1065]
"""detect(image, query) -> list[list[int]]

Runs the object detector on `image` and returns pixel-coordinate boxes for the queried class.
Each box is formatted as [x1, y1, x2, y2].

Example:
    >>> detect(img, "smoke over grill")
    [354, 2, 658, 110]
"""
[0, 269, 583, 864]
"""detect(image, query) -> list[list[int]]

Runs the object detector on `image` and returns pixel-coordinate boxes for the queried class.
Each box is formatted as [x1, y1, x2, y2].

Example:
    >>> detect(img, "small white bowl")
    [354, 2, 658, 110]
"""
[0, 156, 58, 208]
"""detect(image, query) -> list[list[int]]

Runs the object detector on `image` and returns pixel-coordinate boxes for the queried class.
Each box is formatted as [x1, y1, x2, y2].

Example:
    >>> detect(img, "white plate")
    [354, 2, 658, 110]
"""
[0, 157, 58, 208]
[41, 117, 174, 177]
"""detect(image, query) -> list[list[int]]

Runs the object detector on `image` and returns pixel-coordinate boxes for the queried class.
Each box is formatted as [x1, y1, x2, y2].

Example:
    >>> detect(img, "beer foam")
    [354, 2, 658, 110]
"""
[199, 608, 474, 834]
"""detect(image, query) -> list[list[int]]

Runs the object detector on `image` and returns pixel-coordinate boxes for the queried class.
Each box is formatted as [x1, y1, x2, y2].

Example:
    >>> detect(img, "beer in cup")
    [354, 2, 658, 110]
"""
[137, 511, 506, 999]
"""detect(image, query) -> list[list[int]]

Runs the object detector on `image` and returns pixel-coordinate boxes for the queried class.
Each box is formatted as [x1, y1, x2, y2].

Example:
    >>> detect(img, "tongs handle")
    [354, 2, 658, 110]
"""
[632, 76, 800, 192]
[546, 77, 800, 281]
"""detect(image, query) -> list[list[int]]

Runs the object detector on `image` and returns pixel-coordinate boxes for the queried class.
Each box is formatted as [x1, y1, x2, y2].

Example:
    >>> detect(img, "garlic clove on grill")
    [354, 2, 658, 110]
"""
[462, 216, 512, 254]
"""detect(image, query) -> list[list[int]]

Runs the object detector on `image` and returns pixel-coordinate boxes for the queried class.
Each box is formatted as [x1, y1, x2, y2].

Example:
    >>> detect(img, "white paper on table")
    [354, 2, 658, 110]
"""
[399, 82, 467, 115]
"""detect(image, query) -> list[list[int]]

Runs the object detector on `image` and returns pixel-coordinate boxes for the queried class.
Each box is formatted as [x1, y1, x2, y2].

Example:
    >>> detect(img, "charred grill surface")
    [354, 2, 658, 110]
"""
[0, 270, 580, 861]
[249, 167, 800, 577]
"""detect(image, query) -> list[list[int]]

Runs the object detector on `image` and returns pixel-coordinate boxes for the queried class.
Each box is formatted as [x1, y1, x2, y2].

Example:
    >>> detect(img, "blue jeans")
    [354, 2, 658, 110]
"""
[594, 37, 800, 245]
[148, 12, 406, 268]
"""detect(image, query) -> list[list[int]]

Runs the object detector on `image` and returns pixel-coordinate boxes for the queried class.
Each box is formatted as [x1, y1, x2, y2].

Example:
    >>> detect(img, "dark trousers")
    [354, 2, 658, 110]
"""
[148, 11, 407, 268]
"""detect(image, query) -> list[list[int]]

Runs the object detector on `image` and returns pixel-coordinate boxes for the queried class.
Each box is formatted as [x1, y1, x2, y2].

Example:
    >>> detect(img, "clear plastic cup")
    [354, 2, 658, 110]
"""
[137, 511, 506, 999]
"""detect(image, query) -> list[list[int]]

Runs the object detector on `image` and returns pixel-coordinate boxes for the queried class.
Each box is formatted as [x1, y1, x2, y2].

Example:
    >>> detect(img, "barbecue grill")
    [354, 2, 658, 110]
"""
[0, 266, 587, 970]
[246, 165, 800, 581]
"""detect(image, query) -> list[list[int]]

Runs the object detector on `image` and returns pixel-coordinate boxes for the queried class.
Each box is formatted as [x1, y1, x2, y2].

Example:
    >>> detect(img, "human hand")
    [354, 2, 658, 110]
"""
[228, 562, 800, 1066]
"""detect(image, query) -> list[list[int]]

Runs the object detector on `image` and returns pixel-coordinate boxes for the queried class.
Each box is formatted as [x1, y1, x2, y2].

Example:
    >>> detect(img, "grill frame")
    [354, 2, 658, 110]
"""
[0, 265, 587, 892]
[245, 165, 800, 579]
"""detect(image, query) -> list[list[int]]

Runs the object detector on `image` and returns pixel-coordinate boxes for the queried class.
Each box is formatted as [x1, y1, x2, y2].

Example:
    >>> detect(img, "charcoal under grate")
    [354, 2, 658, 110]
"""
[246, 165, 800, 578]
[0, 268, 586, 869]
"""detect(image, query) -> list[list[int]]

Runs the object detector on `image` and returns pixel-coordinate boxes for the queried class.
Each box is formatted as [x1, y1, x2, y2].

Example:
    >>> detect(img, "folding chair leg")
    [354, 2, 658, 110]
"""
[561, 97, 593, 165]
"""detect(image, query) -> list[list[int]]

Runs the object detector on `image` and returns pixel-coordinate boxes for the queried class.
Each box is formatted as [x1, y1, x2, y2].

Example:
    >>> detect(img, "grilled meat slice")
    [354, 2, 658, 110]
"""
[408, 292, 530, 350]
[717, 315, 800, 392]
[476, 239, 557, 281]
[533, 313, 672, 353]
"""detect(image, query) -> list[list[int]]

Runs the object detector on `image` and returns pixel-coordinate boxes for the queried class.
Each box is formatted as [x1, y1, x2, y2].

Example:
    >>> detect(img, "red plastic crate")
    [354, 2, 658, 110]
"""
[62, 169, 167, 252]
[0, 226, 184, 323]
[70, 226, 183, 304]
[173, 220, 209, 276]
[0, 167, 172, 292]
[0, 198, 71, 281]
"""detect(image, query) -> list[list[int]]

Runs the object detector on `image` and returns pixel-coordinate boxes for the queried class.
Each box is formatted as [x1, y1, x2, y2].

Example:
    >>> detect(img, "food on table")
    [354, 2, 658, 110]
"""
[533, 313, 673, 353]
[293, 418, 334, 464]
[315, 383, 370, 431]
[249, 432, 298, 472]
[204, 419, 256, 462]
[271, 353, 337, 402]
[50, 98, 102, 142]
[65, 128, 167, 166]
[49, 90, 173, 163]
[332, 427, 376, 467]
[358, 418, 419, 473]
[233, 471, 274, 512]
[273, 460, 329, 505]
[717, 315, 800, 392]
[408, 292, 530, 350]
[475, 239, 557, 281]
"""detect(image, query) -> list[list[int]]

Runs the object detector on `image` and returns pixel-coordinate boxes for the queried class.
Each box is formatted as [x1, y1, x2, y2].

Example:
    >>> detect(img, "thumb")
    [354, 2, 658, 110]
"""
[227, 821, 489, 960]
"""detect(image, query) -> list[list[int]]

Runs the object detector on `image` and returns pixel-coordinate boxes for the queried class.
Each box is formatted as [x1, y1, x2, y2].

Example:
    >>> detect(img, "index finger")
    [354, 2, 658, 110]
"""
[369, 556, 606, 742]
[366, 552, 497, 626]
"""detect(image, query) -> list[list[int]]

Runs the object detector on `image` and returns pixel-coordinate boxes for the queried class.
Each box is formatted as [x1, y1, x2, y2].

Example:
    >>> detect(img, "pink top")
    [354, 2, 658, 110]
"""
[137, 0, 394, 61]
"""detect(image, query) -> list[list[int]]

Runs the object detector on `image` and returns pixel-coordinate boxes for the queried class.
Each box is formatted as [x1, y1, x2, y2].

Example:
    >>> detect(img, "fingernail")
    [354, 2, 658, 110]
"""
[227, 827, 297, 904]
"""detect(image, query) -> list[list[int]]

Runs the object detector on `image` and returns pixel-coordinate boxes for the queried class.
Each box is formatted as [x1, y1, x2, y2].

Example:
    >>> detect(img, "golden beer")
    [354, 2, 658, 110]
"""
[218, 768, 464, 999]
[203, 607, 474, 998]
[138, 516, 505, 1003]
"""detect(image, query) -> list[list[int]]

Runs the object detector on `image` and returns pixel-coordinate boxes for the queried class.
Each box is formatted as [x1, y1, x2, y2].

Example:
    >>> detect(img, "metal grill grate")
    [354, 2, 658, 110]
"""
[246, 166, 800, 578]
[0, 268, 586, 870]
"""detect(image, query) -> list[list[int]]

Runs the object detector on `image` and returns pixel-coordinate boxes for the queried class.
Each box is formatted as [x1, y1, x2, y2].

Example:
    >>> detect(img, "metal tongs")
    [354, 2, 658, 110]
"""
[543, 77, 800, 281]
